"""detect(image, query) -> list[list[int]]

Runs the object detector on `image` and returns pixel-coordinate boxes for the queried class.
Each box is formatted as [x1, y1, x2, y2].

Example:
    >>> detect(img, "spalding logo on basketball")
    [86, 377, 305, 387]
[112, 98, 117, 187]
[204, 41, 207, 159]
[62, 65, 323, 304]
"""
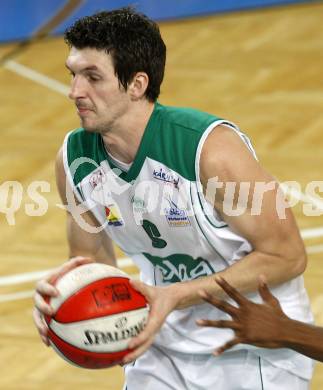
[44, 263, 149, 369]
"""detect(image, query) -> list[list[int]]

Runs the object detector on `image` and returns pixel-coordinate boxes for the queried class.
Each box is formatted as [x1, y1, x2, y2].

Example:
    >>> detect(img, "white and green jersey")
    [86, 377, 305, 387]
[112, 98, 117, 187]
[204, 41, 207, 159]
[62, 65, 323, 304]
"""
[63, 103, 313, 379]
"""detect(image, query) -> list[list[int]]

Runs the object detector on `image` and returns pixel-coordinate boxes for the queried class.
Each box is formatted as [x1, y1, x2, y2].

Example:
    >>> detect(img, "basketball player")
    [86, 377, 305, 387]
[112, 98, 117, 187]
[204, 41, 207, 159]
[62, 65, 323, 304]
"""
[197, 276, 323, 362]
[33, 7, 314, 389]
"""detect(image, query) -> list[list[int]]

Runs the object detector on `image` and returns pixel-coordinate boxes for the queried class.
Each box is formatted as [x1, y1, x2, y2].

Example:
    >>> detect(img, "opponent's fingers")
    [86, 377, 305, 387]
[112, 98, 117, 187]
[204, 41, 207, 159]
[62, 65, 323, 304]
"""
[215, 277, 248, 305]
[198, 290, 238, 316]
[214, 337, 240, 355]
[196, 319, 239, 330]
[258, 276, 280, 307]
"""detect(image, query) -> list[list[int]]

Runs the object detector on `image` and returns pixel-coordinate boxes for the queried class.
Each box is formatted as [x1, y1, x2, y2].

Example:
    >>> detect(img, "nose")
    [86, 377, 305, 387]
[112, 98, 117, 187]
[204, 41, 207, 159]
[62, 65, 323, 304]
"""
[68, 75, 86, 100]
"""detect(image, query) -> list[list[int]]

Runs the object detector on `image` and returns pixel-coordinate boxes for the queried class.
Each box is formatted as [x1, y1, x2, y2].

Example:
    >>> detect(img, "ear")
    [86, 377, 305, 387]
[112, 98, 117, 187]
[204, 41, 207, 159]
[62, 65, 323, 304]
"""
[128, 72, 149, 100]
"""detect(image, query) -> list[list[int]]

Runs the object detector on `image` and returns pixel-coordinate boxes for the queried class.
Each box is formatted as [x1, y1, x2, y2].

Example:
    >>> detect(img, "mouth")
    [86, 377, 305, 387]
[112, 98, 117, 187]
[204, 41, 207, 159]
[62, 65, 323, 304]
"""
[76, 106, 93, 116]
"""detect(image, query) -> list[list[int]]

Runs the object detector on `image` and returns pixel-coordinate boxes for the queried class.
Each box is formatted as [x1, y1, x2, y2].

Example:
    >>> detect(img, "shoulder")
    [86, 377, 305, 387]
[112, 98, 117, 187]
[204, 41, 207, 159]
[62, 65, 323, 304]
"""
[160, 104, 221, 133]
[67, 128, 98, 160]
[200, 124, 263, 185]
[201, 124, 252, 162]
[149, 104, 222, 181]
[59, 128, 104, 190]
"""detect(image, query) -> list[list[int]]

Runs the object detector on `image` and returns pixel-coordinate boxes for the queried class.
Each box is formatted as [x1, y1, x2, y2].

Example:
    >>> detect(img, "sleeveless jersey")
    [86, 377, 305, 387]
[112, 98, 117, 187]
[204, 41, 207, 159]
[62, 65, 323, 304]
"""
[63, 102, 313, 379]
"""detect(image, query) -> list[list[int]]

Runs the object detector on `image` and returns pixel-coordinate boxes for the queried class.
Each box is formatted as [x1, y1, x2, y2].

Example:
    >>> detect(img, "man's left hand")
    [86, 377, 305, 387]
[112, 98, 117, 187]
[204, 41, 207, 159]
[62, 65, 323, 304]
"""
[123, 280, 180, 364]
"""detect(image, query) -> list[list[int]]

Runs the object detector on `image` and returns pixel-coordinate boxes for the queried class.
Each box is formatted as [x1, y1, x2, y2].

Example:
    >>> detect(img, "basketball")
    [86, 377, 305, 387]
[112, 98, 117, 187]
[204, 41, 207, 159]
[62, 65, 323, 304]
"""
[44, 263, 149, 369]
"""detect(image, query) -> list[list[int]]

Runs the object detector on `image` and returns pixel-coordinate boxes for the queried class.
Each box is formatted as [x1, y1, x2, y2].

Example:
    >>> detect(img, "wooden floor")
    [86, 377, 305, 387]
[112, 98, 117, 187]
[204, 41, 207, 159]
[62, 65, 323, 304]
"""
[1, 2, 323, 388]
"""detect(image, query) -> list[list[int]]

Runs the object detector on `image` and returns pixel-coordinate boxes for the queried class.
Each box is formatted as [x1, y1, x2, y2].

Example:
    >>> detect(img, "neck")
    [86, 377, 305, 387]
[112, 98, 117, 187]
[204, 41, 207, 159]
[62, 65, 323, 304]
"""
[102, 100, 155, 163]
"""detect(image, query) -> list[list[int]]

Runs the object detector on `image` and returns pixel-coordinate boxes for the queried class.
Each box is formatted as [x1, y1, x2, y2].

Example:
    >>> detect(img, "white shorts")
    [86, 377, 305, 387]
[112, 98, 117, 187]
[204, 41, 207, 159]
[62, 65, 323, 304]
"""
[123, 345, 309, 390]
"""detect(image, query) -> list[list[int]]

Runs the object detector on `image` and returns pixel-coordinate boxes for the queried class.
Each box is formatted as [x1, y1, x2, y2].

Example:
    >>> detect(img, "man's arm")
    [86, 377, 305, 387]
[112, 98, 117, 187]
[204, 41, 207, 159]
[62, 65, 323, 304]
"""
[33, 146, 116, 344]
[167, 125, 306, 307]
[197, 277, 323, 362]
[124, 124, 307, 362]
[55, 146, 116, 265]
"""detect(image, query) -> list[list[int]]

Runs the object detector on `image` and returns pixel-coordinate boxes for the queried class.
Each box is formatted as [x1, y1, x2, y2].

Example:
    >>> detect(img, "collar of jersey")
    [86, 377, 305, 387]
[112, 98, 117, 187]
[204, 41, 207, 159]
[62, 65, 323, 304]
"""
[100, 102, 162, 183]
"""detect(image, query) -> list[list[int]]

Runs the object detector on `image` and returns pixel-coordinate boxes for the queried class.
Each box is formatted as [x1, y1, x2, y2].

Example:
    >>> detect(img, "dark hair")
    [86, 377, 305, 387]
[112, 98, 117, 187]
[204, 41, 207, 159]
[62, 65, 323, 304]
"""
[64, 7, 166, 102]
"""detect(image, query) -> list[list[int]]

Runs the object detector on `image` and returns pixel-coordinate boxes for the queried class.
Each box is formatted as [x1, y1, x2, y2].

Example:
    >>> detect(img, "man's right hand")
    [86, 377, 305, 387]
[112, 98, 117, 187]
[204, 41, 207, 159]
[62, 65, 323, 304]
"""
[32, 256, 94, 346]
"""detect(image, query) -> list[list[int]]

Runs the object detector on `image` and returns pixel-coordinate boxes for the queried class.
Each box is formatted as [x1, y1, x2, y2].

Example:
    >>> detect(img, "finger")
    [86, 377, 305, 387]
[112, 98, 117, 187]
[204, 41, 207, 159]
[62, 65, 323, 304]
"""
[129, 279, 144, 291]
[129, 280, 152, 304]
[48, 256, 94, 284]
[35, 279, 59, 297]
[123, 337, 154, 364]
[32, 308, 50, 346]
[32, 307, 48, 334]
[215, 277, 247, 305]
[198, 290, 238, 316]
[214, 337, 240, 355]
[68, 256, 94, 267]
[40, 257, 94, 292]
[196, 319, 239, 330]
[128, 287, 170, 349]
[127, 311, 160, 350]
[34, 291, 54, 316]
[258, 276, 280, 307]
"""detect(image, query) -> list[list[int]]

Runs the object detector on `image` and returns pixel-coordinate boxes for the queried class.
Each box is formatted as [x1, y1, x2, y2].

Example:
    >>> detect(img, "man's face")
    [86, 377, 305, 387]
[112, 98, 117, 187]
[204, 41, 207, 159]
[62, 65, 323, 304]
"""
[66, 47, 130, 132]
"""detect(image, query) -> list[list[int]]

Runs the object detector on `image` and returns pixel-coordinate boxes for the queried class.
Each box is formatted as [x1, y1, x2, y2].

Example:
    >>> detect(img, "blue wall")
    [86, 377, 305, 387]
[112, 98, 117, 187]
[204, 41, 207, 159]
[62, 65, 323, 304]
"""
[0, 0, 318, 43]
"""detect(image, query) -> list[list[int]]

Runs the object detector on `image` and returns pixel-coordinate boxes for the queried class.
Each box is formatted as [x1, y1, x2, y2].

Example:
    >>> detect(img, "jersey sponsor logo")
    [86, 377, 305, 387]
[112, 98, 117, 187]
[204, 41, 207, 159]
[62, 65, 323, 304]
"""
[130, 195, 147, 214]
[143, 253, 215, 283]
[152, 167, 180, 189]
[89, 166, 106, 189]
[105, 203, 124, 227]
[164, 198, 190, 227]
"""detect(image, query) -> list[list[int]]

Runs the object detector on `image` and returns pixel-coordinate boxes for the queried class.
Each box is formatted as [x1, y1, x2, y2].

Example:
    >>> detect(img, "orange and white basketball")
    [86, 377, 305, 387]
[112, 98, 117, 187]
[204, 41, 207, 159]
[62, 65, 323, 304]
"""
[44, 263, 148, 369]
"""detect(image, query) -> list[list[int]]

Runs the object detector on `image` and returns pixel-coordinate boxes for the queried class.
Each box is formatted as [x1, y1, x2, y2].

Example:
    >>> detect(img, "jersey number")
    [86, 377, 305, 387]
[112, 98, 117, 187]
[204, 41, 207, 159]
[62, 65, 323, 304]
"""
[142, 219, 167, 249]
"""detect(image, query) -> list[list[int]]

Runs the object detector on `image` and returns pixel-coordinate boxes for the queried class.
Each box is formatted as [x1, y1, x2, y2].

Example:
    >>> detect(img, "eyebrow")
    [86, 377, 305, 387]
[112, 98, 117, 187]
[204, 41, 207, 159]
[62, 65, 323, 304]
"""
[65, 63, 100, 72]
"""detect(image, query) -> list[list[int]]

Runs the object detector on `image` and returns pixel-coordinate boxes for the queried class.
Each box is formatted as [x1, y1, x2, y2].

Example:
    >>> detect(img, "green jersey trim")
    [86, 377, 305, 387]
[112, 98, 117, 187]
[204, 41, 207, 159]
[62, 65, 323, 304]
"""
[103, 102, 221, 183]
[67, 128, 106, 187]
[66, 103, 221, 186]
[146, 103, 220, 181]
[194, 120, 257, 229]
[189, 185, 227, 261]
